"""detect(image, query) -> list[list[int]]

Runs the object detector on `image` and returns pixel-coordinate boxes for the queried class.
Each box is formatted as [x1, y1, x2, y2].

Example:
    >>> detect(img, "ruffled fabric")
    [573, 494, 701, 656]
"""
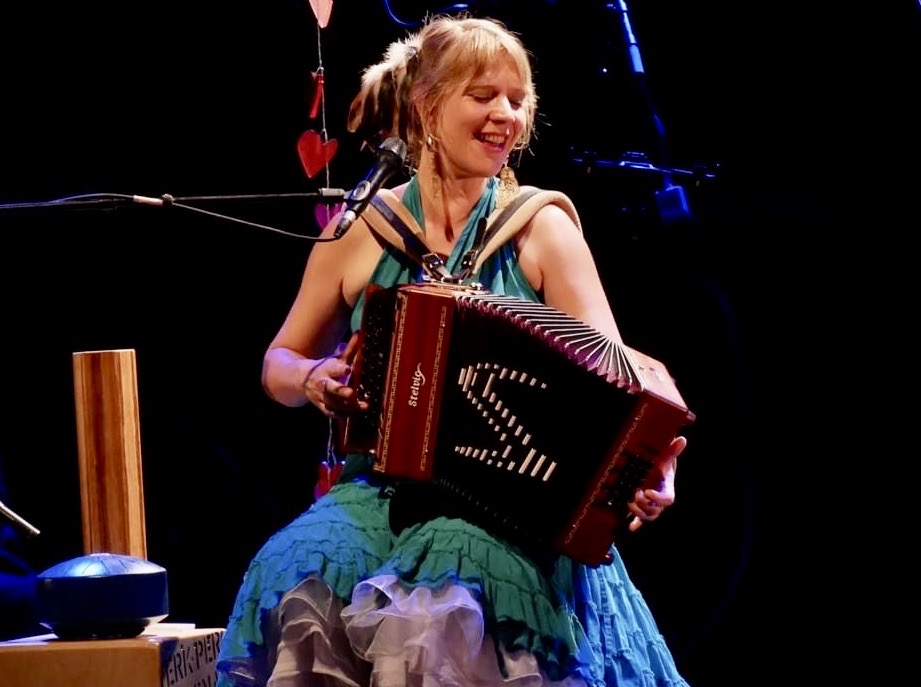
[269, 576, 370, 687]
[217, 478, 393, 686]
[341, 574, 588, 687]
[217, 481, 691, 687]
[572, 550, 691, 687]
[363, 516, 592, 681]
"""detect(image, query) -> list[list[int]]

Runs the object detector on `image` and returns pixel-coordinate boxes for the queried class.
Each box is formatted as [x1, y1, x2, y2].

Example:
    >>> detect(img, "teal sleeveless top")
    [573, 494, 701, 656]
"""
[349, 175, 538, 334]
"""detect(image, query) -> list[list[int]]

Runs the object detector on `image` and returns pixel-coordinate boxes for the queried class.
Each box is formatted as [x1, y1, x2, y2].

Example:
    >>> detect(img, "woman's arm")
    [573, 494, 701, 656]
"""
[517, 201, 688, 528]
[515, 203, 624, 342]
[262, 217, 383, 408]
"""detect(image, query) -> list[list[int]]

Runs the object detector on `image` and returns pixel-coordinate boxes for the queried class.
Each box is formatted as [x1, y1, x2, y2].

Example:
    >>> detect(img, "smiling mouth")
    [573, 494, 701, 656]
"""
[477, 133, 507, 148]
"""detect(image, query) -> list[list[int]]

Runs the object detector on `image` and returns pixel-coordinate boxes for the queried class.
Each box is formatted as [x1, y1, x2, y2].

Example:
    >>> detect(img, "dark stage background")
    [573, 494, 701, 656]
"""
[0, 2, 916, 685]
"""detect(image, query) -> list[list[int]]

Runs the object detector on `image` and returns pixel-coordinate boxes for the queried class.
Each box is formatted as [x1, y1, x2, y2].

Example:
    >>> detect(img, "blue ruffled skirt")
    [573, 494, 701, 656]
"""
[216, 458, 689, 687]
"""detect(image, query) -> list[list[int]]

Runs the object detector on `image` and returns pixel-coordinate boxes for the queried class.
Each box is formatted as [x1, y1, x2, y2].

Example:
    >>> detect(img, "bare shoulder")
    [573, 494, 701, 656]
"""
[519, 201, 584, 252]
[306, 212, 387, 309]
[339, 222, 388, 307]
[530, 201, 581, 233]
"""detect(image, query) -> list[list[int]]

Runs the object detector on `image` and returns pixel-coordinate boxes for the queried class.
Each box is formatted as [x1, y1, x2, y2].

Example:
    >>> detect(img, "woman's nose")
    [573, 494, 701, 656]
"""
[491, 97, 515, 120]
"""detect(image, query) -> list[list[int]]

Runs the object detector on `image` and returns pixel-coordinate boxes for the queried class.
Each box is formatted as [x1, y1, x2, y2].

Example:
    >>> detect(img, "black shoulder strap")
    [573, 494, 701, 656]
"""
[361, 186, 582, 283]
[366, 194, 454, 281]
[468, 186, 583, 276]
[483, 187, 546, 246]
[454, 187, 544, 280]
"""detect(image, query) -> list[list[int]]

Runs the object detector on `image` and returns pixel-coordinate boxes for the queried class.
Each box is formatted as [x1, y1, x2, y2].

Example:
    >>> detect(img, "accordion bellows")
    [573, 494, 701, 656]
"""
[342, 282, 695, 567]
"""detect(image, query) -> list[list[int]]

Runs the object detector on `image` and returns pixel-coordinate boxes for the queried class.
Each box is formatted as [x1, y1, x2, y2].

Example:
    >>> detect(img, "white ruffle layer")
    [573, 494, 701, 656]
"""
[267, 574, 588, 687]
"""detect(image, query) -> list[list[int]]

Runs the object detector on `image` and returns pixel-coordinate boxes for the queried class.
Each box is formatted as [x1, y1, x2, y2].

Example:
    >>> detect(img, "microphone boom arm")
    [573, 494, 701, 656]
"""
[0, 499, 40, 537]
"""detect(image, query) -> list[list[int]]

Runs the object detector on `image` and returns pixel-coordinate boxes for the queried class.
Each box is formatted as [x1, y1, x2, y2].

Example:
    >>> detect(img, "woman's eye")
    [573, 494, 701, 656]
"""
[468, 91, 524, 108]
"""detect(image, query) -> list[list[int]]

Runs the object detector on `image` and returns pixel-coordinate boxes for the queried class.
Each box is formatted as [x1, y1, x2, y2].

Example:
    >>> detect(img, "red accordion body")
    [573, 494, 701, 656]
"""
[341, 282, 696, 566]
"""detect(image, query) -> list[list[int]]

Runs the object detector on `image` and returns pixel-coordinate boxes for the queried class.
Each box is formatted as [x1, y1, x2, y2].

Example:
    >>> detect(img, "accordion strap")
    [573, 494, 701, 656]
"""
[471, 186, 582, 274]
[364, 190, 455, 281]
[361, 185, 582, 282]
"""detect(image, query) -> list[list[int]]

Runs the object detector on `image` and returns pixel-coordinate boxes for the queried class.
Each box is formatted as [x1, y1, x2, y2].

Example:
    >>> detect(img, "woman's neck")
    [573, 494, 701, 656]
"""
[415, 163, 488, 242]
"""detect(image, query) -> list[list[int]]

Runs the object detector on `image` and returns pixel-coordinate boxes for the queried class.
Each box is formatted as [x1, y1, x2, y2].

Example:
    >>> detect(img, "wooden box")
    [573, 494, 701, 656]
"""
[0, 623, 225, 687]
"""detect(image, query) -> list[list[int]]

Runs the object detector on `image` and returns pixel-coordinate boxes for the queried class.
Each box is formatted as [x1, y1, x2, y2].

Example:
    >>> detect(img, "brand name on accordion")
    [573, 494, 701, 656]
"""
[407, 362, 427, 407]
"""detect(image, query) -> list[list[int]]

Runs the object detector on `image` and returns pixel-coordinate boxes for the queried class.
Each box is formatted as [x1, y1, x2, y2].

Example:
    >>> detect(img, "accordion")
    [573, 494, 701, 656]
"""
[341, 281, 696, 566]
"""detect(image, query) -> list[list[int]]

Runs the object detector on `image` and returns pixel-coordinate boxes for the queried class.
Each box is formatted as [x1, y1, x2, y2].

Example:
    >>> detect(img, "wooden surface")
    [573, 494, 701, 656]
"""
[0, 625, 225, 687]
[72, 349, 147, 558]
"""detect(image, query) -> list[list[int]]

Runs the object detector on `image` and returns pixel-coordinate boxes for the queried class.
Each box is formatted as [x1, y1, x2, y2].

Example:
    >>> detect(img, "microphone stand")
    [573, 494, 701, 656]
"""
[0, 190, 347, 211]
[0, 188, 349, 543]
[572, 1, 718, 224]
[570, 150, 718, 183]
[0, 499, 40, 537]
[0, 189, 349, 241]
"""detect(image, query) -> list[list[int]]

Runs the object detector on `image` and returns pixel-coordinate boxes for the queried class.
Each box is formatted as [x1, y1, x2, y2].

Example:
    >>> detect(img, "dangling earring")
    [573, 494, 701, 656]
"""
[497, 160, 519, 209]
[425, 132, 442, 198]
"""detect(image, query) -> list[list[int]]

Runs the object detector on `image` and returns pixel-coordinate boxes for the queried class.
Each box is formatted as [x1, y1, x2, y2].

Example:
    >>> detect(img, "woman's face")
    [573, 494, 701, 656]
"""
[434, 58, 527, 181]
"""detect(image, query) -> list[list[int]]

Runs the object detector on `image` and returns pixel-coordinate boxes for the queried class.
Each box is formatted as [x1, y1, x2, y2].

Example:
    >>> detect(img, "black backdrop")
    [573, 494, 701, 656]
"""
[1, 2, 917, 685]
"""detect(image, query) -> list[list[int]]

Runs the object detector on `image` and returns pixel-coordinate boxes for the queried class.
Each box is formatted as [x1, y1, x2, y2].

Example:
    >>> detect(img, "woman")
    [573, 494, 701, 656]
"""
[217, 15, 690, 687]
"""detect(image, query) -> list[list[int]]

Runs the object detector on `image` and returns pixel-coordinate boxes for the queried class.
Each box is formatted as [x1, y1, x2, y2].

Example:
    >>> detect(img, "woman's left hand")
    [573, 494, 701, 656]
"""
[627, 435, 688, 532]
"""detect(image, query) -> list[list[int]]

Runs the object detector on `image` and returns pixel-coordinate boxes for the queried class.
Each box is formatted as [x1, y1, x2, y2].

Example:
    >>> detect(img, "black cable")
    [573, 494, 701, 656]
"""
[0, 190, 349, 242]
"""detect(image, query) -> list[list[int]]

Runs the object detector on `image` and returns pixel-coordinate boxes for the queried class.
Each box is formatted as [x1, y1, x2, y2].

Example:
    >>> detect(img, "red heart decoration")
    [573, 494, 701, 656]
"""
[297, 130, 338, 178]
[308, 0, 333, 29]
[314, 459, 345, 500]
[315, 201, 343, 231]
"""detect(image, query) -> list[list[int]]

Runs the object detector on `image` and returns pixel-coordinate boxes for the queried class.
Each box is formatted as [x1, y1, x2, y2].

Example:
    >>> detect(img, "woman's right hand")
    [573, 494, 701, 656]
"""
[303, 333, 369, 418]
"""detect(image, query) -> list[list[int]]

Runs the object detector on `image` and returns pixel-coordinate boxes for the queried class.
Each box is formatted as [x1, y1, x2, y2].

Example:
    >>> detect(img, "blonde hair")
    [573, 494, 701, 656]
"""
[346, 15, 537, 169]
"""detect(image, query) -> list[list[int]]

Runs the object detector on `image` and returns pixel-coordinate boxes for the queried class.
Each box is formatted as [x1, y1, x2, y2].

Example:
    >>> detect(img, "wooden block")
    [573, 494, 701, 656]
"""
[0, 624, 225, 687]
[72, 349, 147, 558]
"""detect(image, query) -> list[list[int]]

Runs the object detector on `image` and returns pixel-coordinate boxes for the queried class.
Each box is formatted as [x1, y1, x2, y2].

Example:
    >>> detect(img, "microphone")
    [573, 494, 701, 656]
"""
[334, 136, 408, 238]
